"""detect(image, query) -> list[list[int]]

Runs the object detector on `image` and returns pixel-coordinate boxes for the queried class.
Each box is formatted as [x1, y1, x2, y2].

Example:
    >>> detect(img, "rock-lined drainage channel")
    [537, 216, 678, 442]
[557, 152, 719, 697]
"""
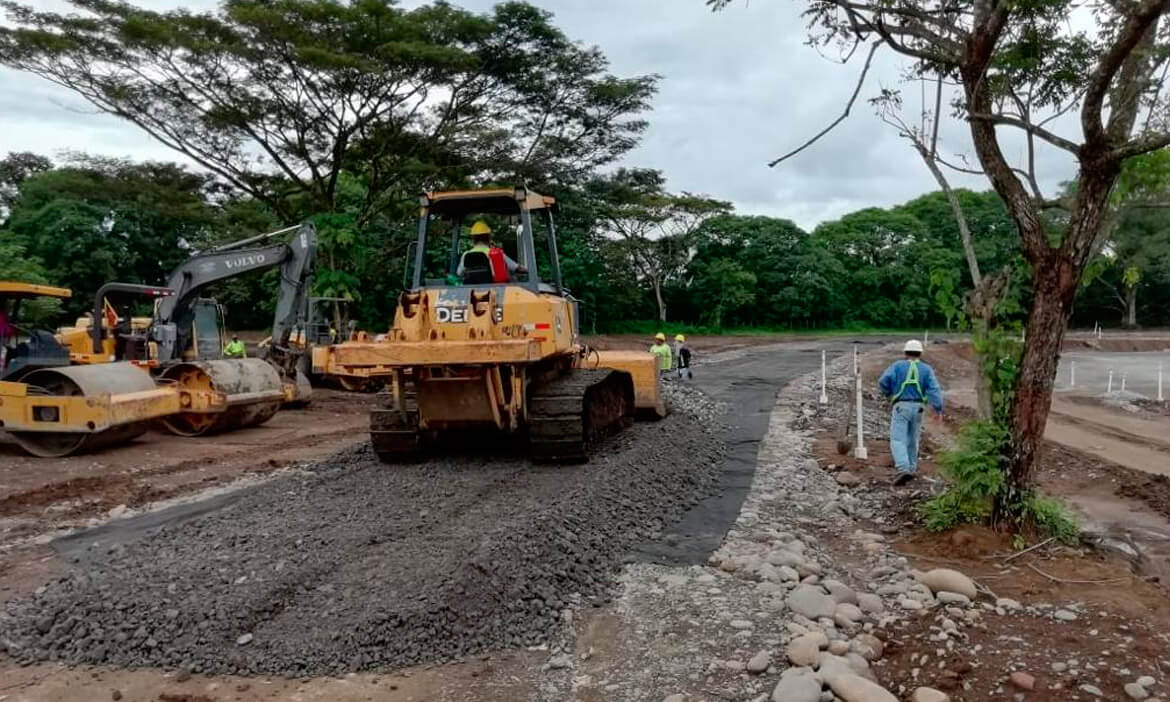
[635, 340, 884, 566]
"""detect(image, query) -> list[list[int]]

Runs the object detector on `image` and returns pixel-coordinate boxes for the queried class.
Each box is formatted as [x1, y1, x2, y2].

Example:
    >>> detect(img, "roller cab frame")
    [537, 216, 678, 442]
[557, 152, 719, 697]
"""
[312, 187, 665, 463]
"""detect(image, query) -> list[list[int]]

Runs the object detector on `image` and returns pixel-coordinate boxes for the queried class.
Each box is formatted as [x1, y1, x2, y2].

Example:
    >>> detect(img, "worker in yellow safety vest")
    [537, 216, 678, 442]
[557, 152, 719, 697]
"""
[650, 332, 672, 373]
[878, 339, 944, 486]
[223, 334, 247, 358]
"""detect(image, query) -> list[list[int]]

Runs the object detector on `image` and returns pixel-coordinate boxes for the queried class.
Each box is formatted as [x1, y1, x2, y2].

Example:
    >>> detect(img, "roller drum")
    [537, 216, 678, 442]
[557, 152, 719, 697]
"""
[159, 359, 282, 436]
[8, 363, 156, 457]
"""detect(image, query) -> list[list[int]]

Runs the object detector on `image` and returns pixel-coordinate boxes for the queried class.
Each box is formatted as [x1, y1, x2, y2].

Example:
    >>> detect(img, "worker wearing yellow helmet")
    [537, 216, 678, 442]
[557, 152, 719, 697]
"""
[673, 334, 693, 379]
[650, 332, 672, 373]
[457, 220, 527, 283]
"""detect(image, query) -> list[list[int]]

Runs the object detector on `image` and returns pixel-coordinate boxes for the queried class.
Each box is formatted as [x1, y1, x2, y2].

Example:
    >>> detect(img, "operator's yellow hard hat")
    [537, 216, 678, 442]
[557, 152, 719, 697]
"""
[469, 220, 492, 236]
[655, 332, 666, 341]
[675, 334, 685, 342]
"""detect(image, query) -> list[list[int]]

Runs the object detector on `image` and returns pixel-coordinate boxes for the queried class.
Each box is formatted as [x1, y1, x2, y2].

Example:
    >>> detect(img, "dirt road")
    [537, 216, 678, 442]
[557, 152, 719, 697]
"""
[1046, 396, 1170, 477]
[0, 389, 372, 544]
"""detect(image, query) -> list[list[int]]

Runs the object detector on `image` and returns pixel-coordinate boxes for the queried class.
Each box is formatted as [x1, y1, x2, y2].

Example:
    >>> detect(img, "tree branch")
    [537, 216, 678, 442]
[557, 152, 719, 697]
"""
[967, 112, 1081, 154]
[769, 41, 879, 167]
[1111, 130, 1170, 160]
[1082, 0, 1170, 147]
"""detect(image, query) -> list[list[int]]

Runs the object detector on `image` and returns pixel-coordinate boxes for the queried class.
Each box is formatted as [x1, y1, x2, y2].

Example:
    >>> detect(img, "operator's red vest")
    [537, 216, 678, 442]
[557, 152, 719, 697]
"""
[487, 247, 509, 283]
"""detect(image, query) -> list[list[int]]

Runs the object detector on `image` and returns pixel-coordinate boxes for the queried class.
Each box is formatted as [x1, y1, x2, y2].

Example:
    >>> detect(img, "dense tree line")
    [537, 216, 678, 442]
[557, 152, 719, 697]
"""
[4, 148, 1168, 334]
[0, 1, 1167, 341]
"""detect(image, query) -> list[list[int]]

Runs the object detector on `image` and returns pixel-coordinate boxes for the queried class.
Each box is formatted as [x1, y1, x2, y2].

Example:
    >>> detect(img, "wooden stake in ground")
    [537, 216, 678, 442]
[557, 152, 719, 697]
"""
[819, 349, 829, 405]
[853, 344, 867, 460]
[837, 374, 856, 455]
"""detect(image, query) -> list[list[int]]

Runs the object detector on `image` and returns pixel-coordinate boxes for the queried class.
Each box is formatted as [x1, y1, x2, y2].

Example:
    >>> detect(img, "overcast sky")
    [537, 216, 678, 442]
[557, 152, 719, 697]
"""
[0, 0, 1081, 230]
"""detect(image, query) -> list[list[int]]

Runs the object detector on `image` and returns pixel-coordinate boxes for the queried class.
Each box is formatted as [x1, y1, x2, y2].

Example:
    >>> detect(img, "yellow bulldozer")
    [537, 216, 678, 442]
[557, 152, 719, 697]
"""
[312, 187, 665, 462]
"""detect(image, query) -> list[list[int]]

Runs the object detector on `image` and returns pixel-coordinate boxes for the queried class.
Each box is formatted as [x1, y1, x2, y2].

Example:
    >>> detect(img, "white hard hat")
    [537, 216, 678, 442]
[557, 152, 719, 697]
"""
[904, 339, 924, 353]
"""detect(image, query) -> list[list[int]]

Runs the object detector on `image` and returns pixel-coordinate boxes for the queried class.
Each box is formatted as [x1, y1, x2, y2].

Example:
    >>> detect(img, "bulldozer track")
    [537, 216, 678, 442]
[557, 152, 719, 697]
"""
[528, 368, 634, 463]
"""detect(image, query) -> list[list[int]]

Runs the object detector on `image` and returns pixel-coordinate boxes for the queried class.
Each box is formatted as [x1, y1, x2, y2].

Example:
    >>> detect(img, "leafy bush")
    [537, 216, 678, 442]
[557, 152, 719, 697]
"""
[919, 420, 1079, 544]
[1022, 493, 1080, 545]
[918, 421, 1007, 531]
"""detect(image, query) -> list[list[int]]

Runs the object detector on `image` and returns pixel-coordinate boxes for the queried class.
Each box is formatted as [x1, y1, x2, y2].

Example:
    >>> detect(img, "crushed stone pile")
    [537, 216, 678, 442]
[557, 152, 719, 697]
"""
[1, 382, 725, 677]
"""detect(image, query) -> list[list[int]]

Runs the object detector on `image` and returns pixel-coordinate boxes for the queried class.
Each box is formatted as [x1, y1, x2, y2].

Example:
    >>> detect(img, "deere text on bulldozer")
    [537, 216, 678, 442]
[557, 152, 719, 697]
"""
[313, 187, 665, 462]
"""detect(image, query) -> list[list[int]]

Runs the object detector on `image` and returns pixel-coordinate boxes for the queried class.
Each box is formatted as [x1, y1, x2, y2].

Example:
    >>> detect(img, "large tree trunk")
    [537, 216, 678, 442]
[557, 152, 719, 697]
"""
[1003, 255, 1077, 501]
[1004, 168, 1116, 503]
[1125, 284, 1138, 328]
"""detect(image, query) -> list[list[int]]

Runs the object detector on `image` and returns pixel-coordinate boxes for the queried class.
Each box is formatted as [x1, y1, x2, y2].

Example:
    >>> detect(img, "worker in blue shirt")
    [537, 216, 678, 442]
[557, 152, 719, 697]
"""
[878, 339, 944, 485]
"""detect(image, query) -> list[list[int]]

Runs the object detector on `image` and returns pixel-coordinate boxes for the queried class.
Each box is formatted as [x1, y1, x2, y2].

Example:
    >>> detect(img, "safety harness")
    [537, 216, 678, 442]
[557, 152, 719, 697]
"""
[892, 360, 924, 403]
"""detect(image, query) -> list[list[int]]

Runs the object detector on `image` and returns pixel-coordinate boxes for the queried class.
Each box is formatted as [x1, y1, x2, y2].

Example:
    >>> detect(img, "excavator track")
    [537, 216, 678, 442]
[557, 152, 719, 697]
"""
[527, 368, 634, 463]
[370, 389, 421, 463]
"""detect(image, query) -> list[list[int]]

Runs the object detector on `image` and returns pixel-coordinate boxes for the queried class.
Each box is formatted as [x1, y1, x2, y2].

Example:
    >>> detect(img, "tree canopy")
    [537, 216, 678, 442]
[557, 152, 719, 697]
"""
[0, 0, 657, 222]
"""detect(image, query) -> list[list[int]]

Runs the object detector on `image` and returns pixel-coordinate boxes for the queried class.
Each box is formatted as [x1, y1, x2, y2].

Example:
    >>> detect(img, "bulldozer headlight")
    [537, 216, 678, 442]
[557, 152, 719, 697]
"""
[492, 305, 503, 323]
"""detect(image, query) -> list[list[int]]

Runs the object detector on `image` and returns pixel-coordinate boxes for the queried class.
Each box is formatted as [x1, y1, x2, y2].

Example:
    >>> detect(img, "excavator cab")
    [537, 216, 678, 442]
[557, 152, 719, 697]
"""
[185, 298, 228, 361]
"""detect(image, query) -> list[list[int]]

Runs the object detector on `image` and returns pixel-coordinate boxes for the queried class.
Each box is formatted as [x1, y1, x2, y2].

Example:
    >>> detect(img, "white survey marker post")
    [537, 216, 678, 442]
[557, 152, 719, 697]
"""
[853, 343, 867, 460]
[1158, 361, 1165, 402]
[819, 349, 829, 404]
[1107, 369, 1114, 394]
[1121, 373, 1127, 393]
[1069, 361, 1076, 389]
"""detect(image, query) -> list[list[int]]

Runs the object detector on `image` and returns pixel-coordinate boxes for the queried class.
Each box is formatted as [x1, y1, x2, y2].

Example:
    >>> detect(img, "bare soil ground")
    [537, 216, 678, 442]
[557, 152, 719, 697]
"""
[0, 389, 371, 535]
[3, 333, 1166, 702]
[0, 334, 785, 702]
[813, 336, 1170, 699]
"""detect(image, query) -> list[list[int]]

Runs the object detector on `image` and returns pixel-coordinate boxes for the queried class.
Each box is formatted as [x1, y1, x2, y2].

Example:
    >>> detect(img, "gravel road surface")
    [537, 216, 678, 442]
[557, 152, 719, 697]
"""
[2, 384, 725, 677]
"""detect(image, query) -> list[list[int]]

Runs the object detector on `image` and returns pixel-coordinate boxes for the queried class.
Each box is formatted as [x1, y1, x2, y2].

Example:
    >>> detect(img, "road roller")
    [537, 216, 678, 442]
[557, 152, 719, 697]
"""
[311, 187, 666, 464]
[54, 222, 318, 441]
[1, 282, 283, 457]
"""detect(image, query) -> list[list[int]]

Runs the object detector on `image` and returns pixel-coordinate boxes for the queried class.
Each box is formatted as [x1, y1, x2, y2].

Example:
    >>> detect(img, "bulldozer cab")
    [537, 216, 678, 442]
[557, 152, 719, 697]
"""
[408, 188, 565, 297]
[0, 282, 72, 381]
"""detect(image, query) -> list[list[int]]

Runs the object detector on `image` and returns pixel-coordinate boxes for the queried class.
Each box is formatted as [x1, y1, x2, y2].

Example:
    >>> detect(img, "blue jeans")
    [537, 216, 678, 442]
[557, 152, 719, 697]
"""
[890, 401, 925, 474]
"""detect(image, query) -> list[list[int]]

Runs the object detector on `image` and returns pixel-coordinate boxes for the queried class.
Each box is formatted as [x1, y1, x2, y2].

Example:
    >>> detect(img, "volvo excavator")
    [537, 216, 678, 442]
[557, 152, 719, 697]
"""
[312, 187, 665, 463]
[71, 223, 317, 430]
[140, 222, 318, 433]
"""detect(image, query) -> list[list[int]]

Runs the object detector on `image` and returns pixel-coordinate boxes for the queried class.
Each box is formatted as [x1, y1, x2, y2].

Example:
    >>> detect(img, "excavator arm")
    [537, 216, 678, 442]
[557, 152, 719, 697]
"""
[151, 223, 318, 362]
